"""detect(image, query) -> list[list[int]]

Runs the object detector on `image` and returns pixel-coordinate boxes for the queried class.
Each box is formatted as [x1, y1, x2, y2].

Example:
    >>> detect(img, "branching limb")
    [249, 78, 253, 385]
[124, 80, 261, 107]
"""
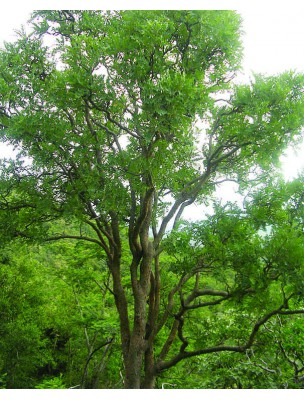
[87, 97, 140, 139]
[245, 351, 277, 374]
[155, 271, 197, 336]
[81, 337, 115, 388]
[156, 295, 304, 373]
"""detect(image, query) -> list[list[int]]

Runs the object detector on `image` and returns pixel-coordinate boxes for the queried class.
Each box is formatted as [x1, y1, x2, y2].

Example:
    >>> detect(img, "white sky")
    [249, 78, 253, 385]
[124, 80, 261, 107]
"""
[0, 0, 304, 180]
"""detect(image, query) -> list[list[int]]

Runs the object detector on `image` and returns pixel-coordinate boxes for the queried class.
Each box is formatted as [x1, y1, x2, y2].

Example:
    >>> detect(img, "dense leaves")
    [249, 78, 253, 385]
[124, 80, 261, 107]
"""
[1, 10, 304, 388]
[0, 240, 121, 388]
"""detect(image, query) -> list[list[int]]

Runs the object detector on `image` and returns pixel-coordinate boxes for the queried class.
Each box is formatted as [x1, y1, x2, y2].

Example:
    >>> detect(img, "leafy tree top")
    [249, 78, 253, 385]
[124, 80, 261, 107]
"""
[1, 10, 304, 389]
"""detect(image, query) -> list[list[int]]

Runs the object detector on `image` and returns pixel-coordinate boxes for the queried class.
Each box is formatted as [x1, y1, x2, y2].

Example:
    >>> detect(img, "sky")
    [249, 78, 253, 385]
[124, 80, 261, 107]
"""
[0, 1, 304, 180]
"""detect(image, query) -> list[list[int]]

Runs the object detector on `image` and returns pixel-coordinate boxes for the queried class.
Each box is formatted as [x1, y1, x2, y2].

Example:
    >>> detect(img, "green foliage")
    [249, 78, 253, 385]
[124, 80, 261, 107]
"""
[158, 312, 304, 389]
[0, 243, 53, 388]
[35, 374, 66, 389]
[0, 373, 7, 389]
[0, 239, 120, 388]
[1, 10, 304, 389]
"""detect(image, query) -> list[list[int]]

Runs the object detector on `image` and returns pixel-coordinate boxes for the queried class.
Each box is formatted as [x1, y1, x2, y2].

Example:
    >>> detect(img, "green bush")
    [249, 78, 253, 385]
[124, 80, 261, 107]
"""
[35, 374, 66, 389]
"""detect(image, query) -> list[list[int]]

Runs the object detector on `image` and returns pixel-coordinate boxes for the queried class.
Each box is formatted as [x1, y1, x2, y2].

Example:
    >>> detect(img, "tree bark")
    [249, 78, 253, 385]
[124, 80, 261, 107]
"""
[142, 346, 156, 388]
[124, 252, 153, 388]
[124, 335, 146, 388]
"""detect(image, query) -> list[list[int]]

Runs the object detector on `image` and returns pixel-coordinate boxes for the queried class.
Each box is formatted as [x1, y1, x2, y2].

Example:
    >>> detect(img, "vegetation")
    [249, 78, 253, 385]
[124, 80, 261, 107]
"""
[0, 10, 304, 388]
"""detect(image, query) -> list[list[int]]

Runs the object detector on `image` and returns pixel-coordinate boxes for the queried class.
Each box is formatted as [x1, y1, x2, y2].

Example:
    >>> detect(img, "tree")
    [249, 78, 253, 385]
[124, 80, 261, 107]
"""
[0, 238, 119, 389]
[1, 10, 304, 388]
[0, 242, 56, 388]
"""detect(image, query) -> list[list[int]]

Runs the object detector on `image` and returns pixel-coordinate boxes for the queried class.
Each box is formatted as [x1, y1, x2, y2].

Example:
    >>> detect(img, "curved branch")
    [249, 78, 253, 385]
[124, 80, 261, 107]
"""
[155, 168, 212, 248]
[45, 234, 104, 248]
[157, 301, 304, 373]
[172, 198, 196, 230]
[81, 337, 114, 388]
[183, 296, 231, 310]
[157, 344, 243, 372]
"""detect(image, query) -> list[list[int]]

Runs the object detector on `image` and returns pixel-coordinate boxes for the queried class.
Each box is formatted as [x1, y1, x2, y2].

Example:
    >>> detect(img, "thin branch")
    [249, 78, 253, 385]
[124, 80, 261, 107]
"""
[245, 353, 277, 374]
[91, 116, 123, 153]
[156, 167, 213, 247]
[81, 337, 114, 388]
[88, 97, 140, 139]
[155, 271, 196, 336]
[83, 218, 112, 258]
[45, 234, 103, 247]
[183, 296, 231, 310]
[172, 198, 196, 230]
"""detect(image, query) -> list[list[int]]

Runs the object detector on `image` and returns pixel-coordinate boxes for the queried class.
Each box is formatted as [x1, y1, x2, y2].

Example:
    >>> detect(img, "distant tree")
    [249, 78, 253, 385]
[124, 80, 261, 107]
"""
[0, 239, 119, 389]
[1, 10, 304, 388]
[0, 243, 52, 388]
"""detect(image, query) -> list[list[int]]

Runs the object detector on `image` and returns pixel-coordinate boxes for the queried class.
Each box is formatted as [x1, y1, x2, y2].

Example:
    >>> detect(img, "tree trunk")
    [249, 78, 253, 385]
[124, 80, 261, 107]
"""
[124, 277, 150, 388]
[123, 341, 157, 389]
[113, 187, 157, 388]
[123, 251, 156, 388]
[124, 336, 146, 388]
[142, 346, 156, 388]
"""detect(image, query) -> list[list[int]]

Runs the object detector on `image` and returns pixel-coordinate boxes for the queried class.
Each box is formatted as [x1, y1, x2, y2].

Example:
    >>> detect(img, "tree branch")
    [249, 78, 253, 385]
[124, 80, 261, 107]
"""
[88, 97, 140, 139]
[157, 299, 304, 372]
[45, 234, 104, 247]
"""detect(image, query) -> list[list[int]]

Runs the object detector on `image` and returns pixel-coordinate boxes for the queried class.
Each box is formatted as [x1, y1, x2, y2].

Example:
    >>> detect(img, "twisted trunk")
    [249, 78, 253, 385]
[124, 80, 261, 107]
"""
[111, 185, 159, 388]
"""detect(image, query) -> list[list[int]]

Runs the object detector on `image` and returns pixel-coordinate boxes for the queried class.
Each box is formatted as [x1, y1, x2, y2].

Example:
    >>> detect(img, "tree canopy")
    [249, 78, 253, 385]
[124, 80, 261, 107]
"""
[1, 10, 304, 389]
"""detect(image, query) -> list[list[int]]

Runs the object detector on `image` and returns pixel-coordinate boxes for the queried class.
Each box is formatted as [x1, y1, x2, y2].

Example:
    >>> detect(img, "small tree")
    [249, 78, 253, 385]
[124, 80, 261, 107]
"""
[1, 10, 304, 388]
